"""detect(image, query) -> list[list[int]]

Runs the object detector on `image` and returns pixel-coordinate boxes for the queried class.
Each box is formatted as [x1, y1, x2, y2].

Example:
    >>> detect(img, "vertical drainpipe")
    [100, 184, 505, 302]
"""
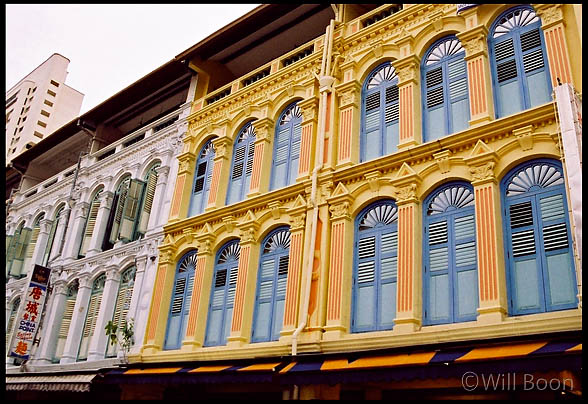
[291, 5, 339, 361]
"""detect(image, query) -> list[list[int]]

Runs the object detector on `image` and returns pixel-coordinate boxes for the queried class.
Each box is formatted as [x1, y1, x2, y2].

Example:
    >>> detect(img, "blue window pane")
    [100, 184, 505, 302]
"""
[272, 299, 285, 339]
[380, 282, 396, 327]
[426, 107, 445, 141]
[451, 99, 469, 133]
[385, 123, 399, 155]
[364, 129, 381, 160]
[272, 162, 287, 189]
[498, 81, 523, 116]
[457, 269, 478, 319]
[429, 274, 450, 322]
[356, 285, 375, 329]
[513, 258, 541, 312]
[546, 252, 576, 306]
[527, 71, 550, 107]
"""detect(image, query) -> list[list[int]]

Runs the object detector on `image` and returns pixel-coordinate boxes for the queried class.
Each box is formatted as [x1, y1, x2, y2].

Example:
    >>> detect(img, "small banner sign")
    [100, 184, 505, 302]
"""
[9, 264, 51, 360]
[456, 4, 478, 14]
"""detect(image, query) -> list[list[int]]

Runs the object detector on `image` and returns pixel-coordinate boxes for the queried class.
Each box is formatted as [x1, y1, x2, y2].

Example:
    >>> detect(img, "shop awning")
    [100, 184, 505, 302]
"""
[5, 373, 98, 392]
[279, 339, 582, 385]
[105, 361, 284, 384]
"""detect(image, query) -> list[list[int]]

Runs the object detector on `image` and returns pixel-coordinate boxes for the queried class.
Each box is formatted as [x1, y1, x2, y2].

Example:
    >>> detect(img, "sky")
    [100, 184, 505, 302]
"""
[6, 4, 260, 114]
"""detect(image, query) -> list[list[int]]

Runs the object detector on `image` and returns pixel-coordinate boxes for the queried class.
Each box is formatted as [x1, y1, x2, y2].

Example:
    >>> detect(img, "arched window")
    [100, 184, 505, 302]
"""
[164, 251, 197, 350]
[43, 205, 64, 266]
[352, 200, 398, 332]
[136, 163, 161, 237]
[361, 62, 400, 161]
[106, 175, 146, 246]
[54, 282, 78, 362]
[227, 123, 256, 205]
[189, 139, 216, 216]
[489, 6, 551, 118]
[423, 182, 478, 325]
[501, 159, 577, 315]
[24, 213, 45, 266]
[6, 221, 31, 278]
[205, 240, 240, 346]
[270, 102, 302, 190]
[252, 227, 290, 342]
[5, 298, 20, 352]
[78, 274, 106, 361]
[106, 266, 137, 357]
[79, 188, 103, 257]
[422, 36, 469, 142]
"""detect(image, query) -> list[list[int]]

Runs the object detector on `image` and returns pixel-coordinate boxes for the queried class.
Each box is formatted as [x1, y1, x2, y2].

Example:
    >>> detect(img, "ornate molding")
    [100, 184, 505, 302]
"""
[288, 213, 306, 231]
[469, 161, 496, 183]
[433, 150, 452, 174]
[513, 125, 534, 151]
[534, 4, 564, 28]
[392, 183, 418, 204]
[365, 170, 383, 192]
[328, 201, 351, 220]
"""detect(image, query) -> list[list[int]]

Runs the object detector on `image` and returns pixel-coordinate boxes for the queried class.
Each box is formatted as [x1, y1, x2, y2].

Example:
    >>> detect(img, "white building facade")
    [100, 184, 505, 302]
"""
[6, 66, 196, 371]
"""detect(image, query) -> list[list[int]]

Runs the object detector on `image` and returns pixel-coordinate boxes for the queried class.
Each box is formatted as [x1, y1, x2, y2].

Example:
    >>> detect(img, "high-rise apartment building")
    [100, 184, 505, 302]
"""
[5, 53, 84, 164]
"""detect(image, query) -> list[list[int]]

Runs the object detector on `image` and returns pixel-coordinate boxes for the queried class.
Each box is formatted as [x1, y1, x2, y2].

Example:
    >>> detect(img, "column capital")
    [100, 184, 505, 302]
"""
[327, 182, 355, 220]
[251, 118, 275, 143]
[533, 4, 564, 29]
[155, 165, 170, 178]
[106, 267, 121, 282]
[237, 211, 261, 245]
[334, 80, 361, 109]
[211, 136, 232, 160]
[298, 97, 320, 125]
[78, 274, 93, 289]
[98, 191, 114, 207]
[392, 55, 421, 86]
[177, 151, 197, 175]
[457, 25, 489, 59]
[389, 163, 422, 204]
[463, 140, 499, 185]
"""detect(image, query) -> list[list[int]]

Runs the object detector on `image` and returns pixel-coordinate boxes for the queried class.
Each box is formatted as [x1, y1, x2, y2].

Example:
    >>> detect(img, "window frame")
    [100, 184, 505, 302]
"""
[270, 102, 302, 191]
[360, 62, 400, 162]
[421, 35, 470, 142]
[251, 226, 291, 342]
[422, 181, 478, 326]
[500, 158, 578, 315]
[164, 251, 198, 350]
[226, 122, 256, 205]
[189, 138, 216, 217]
[488, 5, 552, 118]
[352, 199, 399, 333]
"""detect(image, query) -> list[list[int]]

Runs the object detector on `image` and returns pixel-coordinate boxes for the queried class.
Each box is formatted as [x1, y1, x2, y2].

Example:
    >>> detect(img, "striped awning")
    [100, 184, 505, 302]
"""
[279, 339, 582, 385]
[104, 338, 581, 386]
[6, 373, 98, 392]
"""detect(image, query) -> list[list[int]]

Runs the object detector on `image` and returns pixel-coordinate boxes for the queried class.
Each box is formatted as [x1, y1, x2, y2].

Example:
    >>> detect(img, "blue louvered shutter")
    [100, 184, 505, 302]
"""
[189, 139, 215, 216]
[353, 201, 398, 332]
[423, 36, 469, 142]
[503, 160, 577, 315]
[424, 183, 477, 325]
[361, 63, 399, 162]
[164, 251, 197, 350]
[227, 124, 256, 205]
[271, 103, 302, 190]
[252, 228, 290, 342]
[205, 241, 240, 347]
[490, 6, 551, 118]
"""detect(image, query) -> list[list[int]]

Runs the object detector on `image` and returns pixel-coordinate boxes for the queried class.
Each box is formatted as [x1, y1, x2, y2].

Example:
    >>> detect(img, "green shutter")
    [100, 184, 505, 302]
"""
[42, 209, 62, 266]
[137, 168, 158, 235]
[79, 193, 101, 257]
[10, 227, 32, 277]
[6, 233, 17, 276]
[5, 299, 20, 352]
[25, 223, 41, 259]
[109, 180, 130, 244]
[119, 179, 145, 242]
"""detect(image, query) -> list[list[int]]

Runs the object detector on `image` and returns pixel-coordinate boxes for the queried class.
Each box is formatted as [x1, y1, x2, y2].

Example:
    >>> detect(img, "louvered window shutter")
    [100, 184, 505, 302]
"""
[5, 300, 20, 352]
[6, 233, 17, 275]
[107, 269, 136, 357]
[137, 168, 159, 235]
[10, 228, 31, 277]
[119, 179, 145, 242]
[424, 184, 477, 325]
[25, 223, 41, 259]
[55, 294, 76, 361]
[79, 194, 101, 257]
[78, 292, 103, 360]
[109, 183, 128, 244]
[227, 144, 246, 205]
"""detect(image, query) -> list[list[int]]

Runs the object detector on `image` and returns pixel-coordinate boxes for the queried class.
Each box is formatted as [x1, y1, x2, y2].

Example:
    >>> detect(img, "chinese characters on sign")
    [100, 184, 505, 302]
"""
[9, 265, 51, 360]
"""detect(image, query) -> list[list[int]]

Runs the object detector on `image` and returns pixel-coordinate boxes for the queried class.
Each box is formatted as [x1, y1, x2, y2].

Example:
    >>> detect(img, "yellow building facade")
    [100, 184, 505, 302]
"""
[130, 4, 581, 399]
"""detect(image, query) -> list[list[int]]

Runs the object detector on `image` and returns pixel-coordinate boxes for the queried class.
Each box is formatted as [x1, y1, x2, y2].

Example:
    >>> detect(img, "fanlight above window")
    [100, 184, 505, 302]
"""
[262, 228, 291, 254]
[217, 241, 240, 264]
[493, 8, 539, 38]
[178, 251, 198, 273]
[505, 163, 564, 196]
[366, 63, 398, 89]
[359, 202, 398, 230]
[425, 38, 464, 65]
[427, 185, 474, 215]
[279, 104, 302, 125]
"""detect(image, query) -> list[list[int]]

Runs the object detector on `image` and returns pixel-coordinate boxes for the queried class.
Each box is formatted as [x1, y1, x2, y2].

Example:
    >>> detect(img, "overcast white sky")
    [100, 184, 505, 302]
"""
[6, 4, 259, 114]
